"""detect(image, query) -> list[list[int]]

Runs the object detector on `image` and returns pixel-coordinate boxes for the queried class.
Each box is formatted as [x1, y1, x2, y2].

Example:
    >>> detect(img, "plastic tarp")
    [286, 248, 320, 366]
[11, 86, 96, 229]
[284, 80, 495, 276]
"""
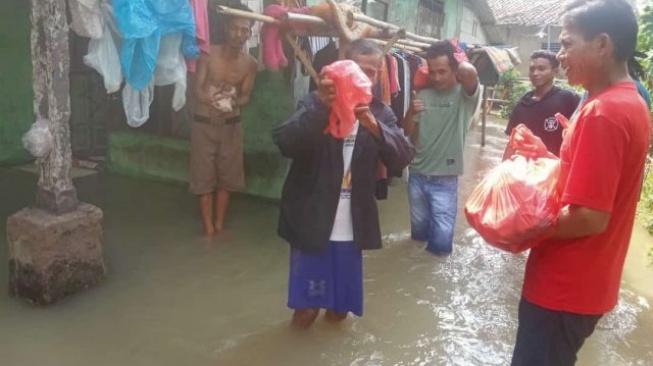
[113, 0, 199, 91]
[84, 2, 123, 93]
[68, 0, 103, 39]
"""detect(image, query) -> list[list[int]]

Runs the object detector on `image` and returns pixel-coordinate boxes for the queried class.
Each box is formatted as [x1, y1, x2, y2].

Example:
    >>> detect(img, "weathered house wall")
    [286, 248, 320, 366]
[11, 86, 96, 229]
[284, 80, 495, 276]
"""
[0, 0, 33, 165]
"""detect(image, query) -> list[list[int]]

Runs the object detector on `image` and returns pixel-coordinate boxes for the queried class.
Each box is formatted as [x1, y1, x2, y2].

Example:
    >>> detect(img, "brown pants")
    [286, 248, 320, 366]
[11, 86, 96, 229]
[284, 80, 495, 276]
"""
[189, 116, 245, 194]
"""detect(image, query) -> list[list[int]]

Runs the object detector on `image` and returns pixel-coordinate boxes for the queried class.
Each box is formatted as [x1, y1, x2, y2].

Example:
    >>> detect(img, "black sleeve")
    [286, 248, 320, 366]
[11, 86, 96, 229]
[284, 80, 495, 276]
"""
[375, 105, 415, 174]
[563, 90, 582, 118]
[505, 107, 519, 136]
[272, 93, 330, 159]
[570, 92, 582, 115]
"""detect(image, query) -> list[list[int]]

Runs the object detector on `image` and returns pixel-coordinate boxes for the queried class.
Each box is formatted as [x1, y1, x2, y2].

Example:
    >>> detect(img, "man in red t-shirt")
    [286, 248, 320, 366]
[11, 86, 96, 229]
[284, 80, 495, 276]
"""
[509, 1, 651, 365]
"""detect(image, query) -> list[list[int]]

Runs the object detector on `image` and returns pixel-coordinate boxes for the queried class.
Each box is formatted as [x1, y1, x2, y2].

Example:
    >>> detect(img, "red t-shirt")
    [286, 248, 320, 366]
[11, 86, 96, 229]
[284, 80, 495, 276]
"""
[522, 82, 651, 315]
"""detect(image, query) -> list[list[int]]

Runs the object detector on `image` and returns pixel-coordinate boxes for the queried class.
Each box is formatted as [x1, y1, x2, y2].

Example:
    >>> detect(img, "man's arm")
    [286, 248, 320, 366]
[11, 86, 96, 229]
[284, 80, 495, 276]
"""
[375, 107, 415, 173]
[358, 105, 414, 173]
[502, 106, 521, 161]
[402, 91, 424, 140]
[273, 74, 335, 159]
[457, 61, 479, 96]
[550, 205, 610, 239]
[272, 93, 329, 159]
[196, 54, 212, 105]
[548, 116, 627, 239]
[234, 58, 258, 108]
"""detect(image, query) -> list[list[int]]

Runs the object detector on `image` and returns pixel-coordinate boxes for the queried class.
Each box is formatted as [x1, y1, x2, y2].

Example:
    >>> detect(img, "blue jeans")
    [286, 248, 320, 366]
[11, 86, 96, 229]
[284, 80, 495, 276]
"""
[408, 172, 458, 255]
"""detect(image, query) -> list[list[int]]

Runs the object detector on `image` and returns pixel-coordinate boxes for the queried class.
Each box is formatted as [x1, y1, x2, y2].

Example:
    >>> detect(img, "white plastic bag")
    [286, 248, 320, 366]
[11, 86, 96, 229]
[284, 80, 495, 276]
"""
[22, 119, 54, 159]
[122, 83, 154, 128]
[68, 0, 103, 39]
[154, 34, 188, 111]
[83, 2, 123, 93]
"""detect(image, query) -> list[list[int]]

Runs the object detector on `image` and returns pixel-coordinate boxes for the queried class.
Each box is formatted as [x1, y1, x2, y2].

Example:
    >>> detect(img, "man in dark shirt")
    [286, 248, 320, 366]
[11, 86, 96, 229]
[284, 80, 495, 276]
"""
[503, 51, 580, 158]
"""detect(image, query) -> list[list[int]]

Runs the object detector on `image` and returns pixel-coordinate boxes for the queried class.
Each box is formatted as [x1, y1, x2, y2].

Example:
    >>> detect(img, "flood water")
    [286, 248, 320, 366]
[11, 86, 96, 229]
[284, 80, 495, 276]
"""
[1, 121, 652, 366]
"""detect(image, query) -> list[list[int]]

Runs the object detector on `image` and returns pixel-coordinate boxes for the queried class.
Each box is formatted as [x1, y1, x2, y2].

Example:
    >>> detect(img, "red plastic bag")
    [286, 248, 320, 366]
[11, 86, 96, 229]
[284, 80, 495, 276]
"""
[322, 60, 373, 139]
[413, 39, 469, 90]
[464, 127, 561, 253]
[413, 64, 430, 90]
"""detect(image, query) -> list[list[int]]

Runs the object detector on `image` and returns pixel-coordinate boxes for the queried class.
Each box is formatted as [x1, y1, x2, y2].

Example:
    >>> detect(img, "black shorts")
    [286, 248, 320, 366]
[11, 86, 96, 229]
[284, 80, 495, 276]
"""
[511, 297, 603, 366]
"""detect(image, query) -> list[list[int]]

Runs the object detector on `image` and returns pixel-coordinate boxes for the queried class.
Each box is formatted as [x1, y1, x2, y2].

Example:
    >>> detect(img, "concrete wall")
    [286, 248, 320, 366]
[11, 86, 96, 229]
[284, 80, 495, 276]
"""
[0, 0, 33, 165]
[460, 5, 488, 45]
[386, 0, 421, 33]
[495, 24, 562, 75]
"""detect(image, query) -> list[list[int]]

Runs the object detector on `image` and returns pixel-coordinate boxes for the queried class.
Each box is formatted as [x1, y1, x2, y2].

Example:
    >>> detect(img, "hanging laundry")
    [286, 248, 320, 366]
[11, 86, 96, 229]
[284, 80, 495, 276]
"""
[84, 2, 123, 93]
[113, 0, 199, 91]
[260, 4, 310, 71]
[187, 0, 210, 73]
[123, 83, 154, 128]
[154, 34, 188, 112]
[379, 56, 391, 104]
[68, 0, 103, 39]
[386, 55, 398, 96]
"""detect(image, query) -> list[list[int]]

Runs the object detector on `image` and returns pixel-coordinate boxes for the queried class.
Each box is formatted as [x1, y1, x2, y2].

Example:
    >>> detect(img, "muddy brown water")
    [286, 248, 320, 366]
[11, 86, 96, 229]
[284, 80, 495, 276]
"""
[1, 121, 651, 366]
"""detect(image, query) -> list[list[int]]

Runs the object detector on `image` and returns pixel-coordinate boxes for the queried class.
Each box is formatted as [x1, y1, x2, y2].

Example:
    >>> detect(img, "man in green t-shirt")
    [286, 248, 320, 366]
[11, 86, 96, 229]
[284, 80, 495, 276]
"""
[402, 40, 480, 256]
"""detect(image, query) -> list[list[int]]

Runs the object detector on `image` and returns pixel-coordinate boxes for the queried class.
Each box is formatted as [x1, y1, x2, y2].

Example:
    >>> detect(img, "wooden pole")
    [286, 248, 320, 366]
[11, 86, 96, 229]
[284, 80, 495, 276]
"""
[284, 33, 320, 84]
[371, 39, 422, 53]
[396, 38, 430, 49]
[31, 0, 77, 214]
[282, 12, 329, 27]
[381, 29, 406, 55]
[481, 86, 488, 147]
[216, 5, 279, 24]
[352, 13, 439, 44]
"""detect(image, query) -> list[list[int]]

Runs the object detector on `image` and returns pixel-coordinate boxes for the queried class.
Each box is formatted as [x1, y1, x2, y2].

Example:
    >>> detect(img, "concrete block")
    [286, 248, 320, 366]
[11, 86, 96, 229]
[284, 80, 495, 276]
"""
[7, 203, 106, 305]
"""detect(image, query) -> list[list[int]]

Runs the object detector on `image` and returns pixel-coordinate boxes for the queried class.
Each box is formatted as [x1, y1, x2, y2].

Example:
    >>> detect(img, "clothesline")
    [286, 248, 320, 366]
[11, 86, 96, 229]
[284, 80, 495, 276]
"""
[215, 3, 520, 148]
[215, 5, 432, 55]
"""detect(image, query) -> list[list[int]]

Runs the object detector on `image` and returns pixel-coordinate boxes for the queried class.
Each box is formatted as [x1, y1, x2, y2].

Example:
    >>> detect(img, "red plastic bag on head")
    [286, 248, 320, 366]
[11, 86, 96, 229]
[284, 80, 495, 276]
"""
[413, 64, 430, 90]
[321, 60, 373, 139]
[464, 127, 561, 253]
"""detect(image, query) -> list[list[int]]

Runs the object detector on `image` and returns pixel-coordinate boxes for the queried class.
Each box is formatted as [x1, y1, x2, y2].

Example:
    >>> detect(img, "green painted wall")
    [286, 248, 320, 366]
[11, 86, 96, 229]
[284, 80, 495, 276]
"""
[443, 0, 464, 39]
[109, 70, 293, 200]
[386, 0, 420, 33]
[0, 0, 33, 165]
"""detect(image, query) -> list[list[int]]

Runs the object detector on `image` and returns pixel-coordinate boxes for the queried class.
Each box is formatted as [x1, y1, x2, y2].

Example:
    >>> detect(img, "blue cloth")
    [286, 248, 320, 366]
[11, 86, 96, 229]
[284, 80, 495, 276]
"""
[114, 0, 199, 90]
[408, 172, 458, 255]
[635, 79, 651, 110]
[288, 241, 363, 316]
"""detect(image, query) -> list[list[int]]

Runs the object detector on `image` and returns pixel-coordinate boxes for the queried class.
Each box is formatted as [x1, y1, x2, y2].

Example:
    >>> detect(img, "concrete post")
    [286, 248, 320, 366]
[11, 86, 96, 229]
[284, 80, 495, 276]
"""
[6, 0, 106, 306]
[31, 0, 78, 214]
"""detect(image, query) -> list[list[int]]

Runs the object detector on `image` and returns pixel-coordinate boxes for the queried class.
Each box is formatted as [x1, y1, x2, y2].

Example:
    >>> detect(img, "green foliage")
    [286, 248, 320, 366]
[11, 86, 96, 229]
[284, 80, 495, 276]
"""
[638, 4, 653, 94]
[497, 69, 529, 119]
[554, 79, 583, 95]
[636, 5, 653, 262]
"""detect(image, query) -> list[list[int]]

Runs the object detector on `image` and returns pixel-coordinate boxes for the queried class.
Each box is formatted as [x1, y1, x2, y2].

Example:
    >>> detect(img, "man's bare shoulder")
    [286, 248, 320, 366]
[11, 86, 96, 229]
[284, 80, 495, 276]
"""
[241, 53, 258, 70]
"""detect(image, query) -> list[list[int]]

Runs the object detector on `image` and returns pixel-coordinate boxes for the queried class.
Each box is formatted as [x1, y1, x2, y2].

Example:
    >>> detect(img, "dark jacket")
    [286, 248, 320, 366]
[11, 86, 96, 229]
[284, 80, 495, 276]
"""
[505, 86, 580, 156]
[273, 92, 414, 254]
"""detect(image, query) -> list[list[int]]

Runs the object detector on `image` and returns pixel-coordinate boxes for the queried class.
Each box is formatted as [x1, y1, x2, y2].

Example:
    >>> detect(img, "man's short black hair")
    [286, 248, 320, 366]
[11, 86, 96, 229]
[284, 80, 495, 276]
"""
[628, 55, 646, 81]
[210, 0, 253, 45]
[345, 39, 383, 61]
[530, 50, 559, 69]
[562, 0, 638, 62]
[424, 40, 458, 70]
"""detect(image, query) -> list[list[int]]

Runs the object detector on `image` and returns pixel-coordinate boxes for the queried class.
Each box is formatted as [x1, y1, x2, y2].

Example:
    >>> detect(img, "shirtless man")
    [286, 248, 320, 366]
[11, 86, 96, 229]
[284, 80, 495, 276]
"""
[191, 6, 258, 236]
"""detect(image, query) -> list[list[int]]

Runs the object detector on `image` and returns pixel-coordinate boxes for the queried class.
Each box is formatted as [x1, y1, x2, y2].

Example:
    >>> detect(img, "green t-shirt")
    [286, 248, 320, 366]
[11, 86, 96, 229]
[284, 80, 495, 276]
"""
[411, 84, 480, 176]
